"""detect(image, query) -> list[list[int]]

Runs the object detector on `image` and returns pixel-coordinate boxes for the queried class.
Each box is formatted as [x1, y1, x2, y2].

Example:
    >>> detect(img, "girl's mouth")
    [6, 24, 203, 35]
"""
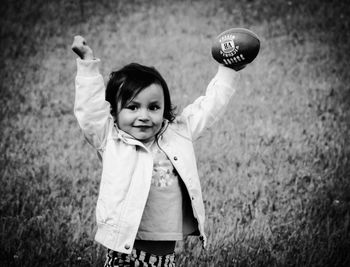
[134, 125, 152, 131]
[134, 125, 152, 128]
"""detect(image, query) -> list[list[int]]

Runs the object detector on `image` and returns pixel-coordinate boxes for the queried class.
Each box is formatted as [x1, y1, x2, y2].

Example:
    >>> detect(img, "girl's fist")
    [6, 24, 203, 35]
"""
[71, 35, 94, 60]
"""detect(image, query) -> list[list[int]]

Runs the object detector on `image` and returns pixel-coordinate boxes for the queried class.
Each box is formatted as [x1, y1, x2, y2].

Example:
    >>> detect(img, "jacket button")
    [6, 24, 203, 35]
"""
[174, 156, 178, 160]
[124, 244, 130, 250]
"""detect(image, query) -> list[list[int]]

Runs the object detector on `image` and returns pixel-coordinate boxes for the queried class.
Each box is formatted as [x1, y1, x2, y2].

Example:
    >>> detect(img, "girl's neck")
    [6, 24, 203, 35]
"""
[142, 138, 156, 149]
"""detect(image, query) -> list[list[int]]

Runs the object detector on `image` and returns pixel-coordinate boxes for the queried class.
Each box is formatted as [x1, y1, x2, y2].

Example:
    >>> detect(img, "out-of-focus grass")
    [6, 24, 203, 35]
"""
[1, 0, 349, 266]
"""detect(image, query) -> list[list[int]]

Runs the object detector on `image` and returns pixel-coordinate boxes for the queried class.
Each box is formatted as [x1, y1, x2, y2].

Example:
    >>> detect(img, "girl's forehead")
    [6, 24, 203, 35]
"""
[132, 83, 164, 103]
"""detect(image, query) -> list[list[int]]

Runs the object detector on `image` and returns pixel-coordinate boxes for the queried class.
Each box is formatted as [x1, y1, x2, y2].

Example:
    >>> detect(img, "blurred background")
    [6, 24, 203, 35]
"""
[1, 0, 349, 266]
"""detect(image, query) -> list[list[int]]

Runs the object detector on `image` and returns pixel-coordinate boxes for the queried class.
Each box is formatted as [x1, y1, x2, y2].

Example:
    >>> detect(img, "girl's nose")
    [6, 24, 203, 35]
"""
[138, 109, 150, 121]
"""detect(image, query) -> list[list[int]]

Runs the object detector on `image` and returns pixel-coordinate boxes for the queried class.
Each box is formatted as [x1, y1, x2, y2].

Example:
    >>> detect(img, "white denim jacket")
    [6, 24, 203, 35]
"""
[74, 58, 239, 254]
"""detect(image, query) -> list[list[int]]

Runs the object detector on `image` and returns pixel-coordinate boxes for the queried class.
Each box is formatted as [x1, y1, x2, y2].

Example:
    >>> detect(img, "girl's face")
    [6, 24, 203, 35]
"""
[116, 83, 165, 143]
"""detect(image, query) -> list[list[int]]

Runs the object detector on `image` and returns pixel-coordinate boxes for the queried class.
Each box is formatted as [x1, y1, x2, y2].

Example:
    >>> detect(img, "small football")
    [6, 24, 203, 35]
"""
[211, 28, 260, 69]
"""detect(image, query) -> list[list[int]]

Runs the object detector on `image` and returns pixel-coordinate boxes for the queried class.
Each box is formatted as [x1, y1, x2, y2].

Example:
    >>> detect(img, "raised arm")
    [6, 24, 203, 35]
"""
[72, 36, 112, 150]
[181, 27, 260, 141]
[181, 65, 240, 141]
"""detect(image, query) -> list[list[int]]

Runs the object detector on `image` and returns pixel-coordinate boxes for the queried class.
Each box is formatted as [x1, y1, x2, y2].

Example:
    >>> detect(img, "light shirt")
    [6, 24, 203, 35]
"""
[136, 141, 197, 240]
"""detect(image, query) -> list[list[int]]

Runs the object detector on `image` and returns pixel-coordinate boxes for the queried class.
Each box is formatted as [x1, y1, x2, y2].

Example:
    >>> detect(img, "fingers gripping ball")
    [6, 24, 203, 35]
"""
[211, 28, 260, 70]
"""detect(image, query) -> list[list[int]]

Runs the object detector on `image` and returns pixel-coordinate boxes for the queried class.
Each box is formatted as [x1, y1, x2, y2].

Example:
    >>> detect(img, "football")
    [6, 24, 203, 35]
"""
[211, 28, 260, 69]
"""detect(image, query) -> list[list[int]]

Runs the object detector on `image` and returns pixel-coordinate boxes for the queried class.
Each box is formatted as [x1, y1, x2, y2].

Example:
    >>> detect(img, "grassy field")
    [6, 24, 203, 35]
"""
[1, 0, 350, 266]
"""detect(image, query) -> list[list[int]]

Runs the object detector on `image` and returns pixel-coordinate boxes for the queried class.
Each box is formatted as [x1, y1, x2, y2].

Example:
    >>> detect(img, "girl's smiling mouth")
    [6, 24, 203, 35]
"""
[134, 125, 152, 128]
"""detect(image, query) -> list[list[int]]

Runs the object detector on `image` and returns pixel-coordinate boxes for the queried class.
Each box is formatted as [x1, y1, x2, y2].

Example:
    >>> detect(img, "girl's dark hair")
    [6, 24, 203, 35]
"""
[106, 63, 176, 122]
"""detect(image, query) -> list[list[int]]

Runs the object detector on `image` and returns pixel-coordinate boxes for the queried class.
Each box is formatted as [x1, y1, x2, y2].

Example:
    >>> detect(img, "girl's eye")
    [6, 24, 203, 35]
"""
[149, 105, 160, 111]
[126, 105, 138, 111]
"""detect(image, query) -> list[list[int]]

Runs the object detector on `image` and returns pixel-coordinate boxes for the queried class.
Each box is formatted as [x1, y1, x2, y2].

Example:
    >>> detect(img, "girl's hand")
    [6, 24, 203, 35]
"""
[71, 35, 94, 60]
[231, 64, 246, 71]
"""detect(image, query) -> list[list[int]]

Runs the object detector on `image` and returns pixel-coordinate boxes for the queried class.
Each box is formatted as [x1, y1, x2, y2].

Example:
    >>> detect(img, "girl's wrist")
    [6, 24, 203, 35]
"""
[83, 53, 95, 60]
[83, 46, 94, 60]
[82, 47, 95, 60]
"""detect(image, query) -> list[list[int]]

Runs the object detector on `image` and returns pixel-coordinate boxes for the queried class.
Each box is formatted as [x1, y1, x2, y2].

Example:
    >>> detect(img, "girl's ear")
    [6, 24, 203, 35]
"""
[113, 115, 118, 127]
[110, 107, 117, 122]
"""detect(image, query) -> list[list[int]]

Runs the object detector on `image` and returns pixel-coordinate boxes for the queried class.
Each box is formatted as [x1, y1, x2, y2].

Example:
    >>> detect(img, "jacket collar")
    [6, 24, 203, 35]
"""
[156, 119, 169, 139]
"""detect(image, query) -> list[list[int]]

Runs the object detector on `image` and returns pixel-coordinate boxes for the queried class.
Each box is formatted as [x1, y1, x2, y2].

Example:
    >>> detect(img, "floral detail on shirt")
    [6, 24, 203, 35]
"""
[151, 148, 178, 187]
[151, 163, 177, 187]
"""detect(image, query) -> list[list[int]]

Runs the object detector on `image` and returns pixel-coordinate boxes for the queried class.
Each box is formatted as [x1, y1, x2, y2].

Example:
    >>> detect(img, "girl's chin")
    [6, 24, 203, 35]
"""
[133, 133, 155, 143]
[129, 127, 161, 143]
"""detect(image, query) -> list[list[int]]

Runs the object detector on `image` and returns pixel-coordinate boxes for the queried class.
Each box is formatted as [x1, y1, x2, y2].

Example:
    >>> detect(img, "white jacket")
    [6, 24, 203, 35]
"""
[74, 58, 239, 254]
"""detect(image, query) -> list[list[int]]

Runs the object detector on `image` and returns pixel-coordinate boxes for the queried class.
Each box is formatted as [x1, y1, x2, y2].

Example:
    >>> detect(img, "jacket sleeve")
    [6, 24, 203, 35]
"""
[74, 58, 112, 150]
[181, 65, 240, 141]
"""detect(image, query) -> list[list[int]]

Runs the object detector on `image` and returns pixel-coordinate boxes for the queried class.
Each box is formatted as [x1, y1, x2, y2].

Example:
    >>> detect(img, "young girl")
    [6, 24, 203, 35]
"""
[72, 35, 243, 266]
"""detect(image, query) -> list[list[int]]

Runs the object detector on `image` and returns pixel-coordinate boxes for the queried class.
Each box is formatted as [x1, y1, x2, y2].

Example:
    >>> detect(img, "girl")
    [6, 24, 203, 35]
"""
[72, 35, 243, 266]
